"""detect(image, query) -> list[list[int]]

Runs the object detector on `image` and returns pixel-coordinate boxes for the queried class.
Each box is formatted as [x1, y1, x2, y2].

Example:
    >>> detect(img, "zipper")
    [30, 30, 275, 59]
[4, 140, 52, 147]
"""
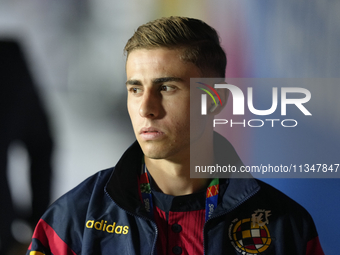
[104, 189, 158, 255]
[202, 187, 260, 255]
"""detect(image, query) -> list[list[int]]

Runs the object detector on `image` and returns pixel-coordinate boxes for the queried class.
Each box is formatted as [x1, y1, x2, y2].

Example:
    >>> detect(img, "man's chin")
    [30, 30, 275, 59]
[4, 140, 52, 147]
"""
[142, 149, 166, 160]
[140, 146, 170, 160]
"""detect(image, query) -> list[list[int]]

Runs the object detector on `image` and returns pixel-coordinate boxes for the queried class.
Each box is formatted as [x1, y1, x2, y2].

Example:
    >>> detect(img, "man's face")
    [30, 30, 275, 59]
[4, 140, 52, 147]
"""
[126, 47, 201, 161]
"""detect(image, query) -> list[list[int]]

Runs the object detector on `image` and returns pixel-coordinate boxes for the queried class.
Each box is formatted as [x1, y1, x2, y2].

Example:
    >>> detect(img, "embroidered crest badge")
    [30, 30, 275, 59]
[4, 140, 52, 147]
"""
[228, 209, 272, 254]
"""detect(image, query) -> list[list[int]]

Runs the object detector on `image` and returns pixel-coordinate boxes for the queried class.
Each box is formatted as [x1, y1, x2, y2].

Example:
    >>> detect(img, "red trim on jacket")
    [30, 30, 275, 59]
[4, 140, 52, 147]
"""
[31, 219, 77, 255]
[306, 236, 324, 255]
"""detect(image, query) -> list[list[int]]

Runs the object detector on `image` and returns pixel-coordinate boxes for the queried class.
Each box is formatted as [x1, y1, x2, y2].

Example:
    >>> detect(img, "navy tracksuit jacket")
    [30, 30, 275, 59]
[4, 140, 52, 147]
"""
[27, 135, 324, 255]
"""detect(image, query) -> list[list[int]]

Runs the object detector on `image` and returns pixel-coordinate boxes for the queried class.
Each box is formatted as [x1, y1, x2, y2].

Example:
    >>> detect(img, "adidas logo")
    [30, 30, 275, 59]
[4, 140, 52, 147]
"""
[86, 219, 129, 235]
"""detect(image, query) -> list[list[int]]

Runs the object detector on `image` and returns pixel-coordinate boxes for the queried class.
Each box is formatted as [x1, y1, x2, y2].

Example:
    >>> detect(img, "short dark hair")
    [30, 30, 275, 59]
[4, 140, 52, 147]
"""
[124, 16, 227, 77]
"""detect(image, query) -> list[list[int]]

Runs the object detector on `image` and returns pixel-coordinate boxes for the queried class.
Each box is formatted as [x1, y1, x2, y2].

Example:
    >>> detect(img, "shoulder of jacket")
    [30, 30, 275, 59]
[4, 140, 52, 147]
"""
[254, 179, 315, 225]
[41, 168, 115, 222]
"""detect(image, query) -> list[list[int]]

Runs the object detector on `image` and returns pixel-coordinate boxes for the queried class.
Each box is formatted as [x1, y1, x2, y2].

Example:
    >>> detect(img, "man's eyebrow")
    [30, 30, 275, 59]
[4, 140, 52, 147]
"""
[126, 79, 142, 86]
[126, 77, 184, 86]
[152, 77, 183, 84]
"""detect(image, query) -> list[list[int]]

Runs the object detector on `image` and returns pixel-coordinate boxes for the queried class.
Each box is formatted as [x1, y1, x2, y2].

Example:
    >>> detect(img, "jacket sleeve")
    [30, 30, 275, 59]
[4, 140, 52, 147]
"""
[306, 236, 324, 255]
[26, 170, 111, 255]
[303, 209, 324, 255]
[26, 219, 77, 255]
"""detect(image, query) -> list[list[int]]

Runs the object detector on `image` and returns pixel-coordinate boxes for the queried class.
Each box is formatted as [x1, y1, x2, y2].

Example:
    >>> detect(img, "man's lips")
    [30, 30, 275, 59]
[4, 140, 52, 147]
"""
[139, 127, 164, 140]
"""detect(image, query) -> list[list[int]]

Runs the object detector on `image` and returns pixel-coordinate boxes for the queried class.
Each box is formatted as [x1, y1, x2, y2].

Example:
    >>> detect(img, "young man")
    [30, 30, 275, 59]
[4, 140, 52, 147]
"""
[27, 17, 324, 255]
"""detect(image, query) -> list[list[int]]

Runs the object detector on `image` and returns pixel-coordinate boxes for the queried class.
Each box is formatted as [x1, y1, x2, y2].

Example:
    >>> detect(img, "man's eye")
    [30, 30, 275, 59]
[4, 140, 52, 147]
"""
[130, 87, 142, 94]
[160, 85, 175, 92]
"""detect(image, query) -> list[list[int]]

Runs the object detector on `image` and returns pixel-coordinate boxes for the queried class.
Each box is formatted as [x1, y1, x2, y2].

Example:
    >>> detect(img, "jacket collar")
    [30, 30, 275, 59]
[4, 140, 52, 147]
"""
[105, 132, 260, 217]
[105, 140, 146, 216]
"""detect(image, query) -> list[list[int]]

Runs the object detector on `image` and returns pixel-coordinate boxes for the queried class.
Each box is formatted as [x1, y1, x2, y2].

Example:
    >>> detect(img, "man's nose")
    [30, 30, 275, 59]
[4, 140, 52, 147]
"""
[139, 91, 161, 118]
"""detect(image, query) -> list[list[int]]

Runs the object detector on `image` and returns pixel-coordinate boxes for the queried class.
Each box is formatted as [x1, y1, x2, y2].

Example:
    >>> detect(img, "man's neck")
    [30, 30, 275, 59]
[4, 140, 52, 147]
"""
[144, 145, 214, 196]
[145, 160, 209, 196]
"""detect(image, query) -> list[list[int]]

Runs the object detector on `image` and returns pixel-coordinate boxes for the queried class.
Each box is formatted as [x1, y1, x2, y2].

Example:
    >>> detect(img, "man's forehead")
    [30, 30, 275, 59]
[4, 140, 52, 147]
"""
[125, 47, 201, 82]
